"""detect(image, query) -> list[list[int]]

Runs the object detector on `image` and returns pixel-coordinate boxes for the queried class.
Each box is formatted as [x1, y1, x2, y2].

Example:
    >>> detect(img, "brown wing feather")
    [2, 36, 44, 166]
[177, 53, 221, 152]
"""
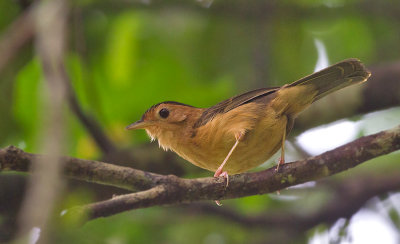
[193, 87, 279, 128]
[193, 59, 370, 129]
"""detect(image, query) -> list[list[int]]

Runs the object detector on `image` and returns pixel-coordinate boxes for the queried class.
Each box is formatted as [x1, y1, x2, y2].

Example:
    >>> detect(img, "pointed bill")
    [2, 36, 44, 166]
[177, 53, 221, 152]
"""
[126, 120, 153, 130]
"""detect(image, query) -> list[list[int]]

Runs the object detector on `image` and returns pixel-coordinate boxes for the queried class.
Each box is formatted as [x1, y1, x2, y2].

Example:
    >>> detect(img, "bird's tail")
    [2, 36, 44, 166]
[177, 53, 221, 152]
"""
[272, 58, 371, 116]
[288, 58, 371, 102]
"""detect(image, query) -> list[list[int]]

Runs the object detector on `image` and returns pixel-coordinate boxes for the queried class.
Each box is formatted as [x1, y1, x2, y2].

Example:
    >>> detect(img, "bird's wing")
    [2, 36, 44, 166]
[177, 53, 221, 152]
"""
[193, 87, 279, 128]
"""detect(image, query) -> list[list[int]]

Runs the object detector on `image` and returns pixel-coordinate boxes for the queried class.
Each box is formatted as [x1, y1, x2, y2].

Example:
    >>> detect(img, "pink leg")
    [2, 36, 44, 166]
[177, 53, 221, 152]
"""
[275, 157, 285, 171]
[214, 133, 243, 206]
[275, 128, 287, 172]
[214, 132, 243, 186]
[275, 128, 287, 194]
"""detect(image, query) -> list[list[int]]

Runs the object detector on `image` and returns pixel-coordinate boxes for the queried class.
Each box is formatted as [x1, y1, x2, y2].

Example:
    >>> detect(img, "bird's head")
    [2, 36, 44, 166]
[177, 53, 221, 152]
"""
[126, 102, 199, 147]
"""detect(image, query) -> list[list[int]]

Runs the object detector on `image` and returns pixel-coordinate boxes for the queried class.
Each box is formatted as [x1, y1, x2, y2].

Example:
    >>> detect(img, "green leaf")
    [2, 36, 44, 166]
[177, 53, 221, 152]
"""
[13, 58, 43, 152]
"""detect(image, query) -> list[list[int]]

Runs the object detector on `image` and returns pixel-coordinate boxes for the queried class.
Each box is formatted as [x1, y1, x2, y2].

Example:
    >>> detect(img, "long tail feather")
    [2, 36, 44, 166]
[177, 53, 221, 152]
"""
[288, 58, 371, 102]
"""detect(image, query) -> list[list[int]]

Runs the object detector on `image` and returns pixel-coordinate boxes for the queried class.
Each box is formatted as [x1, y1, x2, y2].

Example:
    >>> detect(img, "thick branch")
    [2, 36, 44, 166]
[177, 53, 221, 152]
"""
[1, 125, 399, 220]
[185, 174, 400, 231]
[0, 147, 162, 192]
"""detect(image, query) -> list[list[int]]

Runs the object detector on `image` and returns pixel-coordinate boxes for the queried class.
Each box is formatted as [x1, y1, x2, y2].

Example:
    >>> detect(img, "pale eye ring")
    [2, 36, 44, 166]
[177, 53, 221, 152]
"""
[159, 108, 169, 118]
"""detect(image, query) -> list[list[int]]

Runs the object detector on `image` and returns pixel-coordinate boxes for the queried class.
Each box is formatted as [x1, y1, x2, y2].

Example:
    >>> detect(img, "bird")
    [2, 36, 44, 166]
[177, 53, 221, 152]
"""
[126, 58, 370, 187]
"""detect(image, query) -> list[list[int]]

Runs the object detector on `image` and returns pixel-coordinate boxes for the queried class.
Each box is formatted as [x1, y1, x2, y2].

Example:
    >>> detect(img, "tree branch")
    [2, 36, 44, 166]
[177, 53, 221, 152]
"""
[65, 124, 400, 220]
[0, 146, 162, 192]
[185, 174, 400, 230]
[179, 174, 400, 244]
[1, 125, 399, 221]
[60, 66, 118, 154]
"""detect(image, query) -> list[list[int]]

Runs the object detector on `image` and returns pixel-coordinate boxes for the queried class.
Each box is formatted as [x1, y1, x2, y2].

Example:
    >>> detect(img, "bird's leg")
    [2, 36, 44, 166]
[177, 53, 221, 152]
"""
[214, 132, 243, 184]
[214, 132, 243, 206]
[276, 127, 286, 172]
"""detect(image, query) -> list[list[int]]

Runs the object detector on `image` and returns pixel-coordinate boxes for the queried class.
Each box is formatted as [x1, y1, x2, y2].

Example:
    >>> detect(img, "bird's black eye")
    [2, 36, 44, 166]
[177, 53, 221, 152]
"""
[159, 108, 169, 118]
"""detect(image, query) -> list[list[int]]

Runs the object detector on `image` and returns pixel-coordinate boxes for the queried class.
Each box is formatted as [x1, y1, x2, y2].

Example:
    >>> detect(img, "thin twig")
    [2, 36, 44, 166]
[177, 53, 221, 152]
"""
[60, 66, 117, 154]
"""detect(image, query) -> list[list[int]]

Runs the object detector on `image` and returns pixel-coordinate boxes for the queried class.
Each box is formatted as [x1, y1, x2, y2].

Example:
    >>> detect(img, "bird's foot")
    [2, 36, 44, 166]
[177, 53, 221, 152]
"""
[214, 168, 229, 187]
[275, 157, 285, 172]
[214, 168, 229, 206]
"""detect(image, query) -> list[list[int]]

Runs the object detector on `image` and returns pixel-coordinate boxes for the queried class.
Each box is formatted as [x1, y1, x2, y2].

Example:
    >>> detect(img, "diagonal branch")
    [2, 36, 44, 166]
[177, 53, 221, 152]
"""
[67, 185, 169, 220]
[59, 66, 117, 154]
[1, 125, 399, 221]
[185, 174, 400, 230]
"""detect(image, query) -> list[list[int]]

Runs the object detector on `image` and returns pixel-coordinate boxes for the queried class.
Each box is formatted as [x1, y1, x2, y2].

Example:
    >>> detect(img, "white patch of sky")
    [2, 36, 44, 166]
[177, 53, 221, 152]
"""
[346, 209, 400, 244]
[60, 209, 68, 216]
[29, 227, 41, 244]
[297, 120, 360, 155]
[309, 209, 400, 244]
[313, 39, 329, 72]
[297, 107, 400, 156]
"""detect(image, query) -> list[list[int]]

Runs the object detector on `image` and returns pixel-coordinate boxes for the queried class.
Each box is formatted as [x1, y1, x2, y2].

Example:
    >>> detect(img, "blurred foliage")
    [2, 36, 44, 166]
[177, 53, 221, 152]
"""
[1, 0, 400, 243]
[56, 208, 254, 244]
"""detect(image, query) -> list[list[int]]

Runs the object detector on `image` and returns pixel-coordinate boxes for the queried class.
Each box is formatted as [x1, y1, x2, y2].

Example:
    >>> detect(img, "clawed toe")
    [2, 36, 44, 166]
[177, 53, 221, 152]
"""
[214, 170, 229, 206]
[214, 170, 229, 187]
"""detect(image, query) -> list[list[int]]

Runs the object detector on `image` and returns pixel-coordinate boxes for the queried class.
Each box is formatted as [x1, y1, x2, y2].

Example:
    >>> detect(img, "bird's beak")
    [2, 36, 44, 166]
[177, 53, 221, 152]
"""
[126, 120, 153, 130]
